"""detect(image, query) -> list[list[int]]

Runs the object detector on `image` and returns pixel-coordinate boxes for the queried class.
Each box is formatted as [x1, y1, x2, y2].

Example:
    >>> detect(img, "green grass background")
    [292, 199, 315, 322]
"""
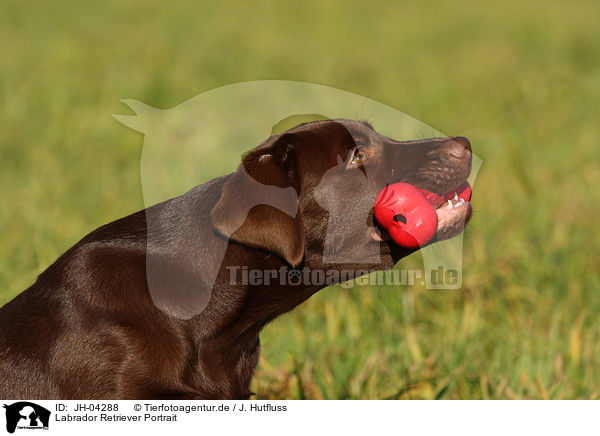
[1, 0, 599, 399]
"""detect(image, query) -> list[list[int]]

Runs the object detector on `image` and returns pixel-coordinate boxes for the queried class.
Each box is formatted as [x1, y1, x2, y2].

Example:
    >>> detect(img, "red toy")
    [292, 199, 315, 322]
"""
[374, 181, 471, 247]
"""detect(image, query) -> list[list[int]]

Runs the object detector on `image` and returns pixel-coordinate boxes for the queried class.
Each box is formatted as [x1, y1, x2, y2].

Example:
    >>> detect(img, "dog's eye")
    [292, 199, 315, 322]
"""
[350, 147, 369, 164]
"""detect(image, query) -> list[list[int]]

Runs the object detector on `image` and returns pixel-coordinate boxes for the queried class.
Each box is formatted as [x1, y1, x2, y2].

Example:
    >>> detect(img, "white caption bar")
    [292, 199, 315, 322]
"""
[0, 400, 597, 435]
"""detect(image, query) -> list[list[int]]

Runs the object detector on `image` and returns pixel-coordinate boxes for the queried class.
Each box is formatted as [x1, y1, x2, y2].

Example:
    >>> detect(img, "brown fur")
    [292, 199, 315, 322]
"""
[0, 120, 472, 399]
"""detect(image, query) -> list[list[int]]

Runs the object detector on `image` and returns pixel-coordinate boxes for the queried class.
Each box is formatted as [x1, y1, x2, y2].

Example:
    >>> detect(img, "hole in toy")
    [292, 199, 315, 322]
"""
[393, 214, 407, 224]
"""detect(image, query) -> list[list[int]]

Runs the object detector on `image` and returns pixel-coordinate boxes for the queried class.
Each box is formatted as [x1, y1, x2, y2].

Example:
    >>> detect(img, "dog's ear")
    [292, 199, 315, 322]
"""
[211, 133, 304, 267]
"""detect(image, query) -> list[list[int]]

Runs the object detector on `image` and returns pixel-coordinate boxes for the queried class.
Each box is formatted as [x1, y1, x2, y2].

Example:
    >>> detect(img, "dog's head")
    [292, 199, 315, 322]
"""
[212, 119, 472, 271]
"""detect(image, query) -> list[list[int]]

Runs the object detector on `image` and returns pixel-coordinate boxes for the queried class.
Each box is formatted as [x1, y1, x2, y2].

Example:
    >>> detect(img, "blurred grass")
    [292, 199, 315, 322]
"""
[1, 0, 599, 399]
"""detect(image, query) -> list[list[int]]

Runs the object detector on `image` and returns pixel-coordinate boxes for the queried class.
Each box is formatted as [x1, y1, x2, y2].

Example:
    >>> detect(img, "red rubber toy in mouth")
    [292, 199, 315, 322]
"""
[373, 181, 472, 247]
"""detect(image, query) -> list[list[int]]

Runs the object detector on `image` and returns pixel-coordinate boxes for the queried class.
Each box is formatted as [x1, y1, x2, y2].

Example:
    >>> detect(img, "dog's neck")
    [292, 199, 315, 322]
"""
[183, 243, 324, 399]
[190, 287, 323, 399]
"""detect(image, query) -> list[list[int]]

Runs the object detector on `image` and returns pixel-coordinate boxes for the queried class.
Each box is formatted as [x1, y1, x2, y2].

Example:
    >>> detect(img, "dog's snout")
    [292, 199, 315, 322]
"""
[447, 136, 471, 159]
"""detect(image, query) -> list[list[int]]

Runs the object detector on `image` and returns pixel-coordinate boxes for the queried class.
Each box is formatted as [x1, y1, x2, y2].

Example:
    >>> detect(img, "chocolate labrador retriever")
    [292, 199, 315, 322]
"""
[0, 119, 472, 399]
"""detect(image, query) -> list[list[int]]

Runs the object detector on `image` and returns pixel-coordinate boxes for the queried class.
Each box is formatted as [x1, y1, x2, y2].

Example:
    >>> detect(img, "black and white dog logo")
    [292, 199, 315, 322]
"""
[3, 402, 50, 434]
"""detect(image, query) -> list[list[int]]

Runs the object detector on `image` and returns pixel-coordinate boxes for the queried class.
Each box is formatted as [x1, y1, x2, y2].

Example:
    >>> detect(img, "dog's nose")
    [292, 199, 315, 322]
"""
[447, 136, 471, 159]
